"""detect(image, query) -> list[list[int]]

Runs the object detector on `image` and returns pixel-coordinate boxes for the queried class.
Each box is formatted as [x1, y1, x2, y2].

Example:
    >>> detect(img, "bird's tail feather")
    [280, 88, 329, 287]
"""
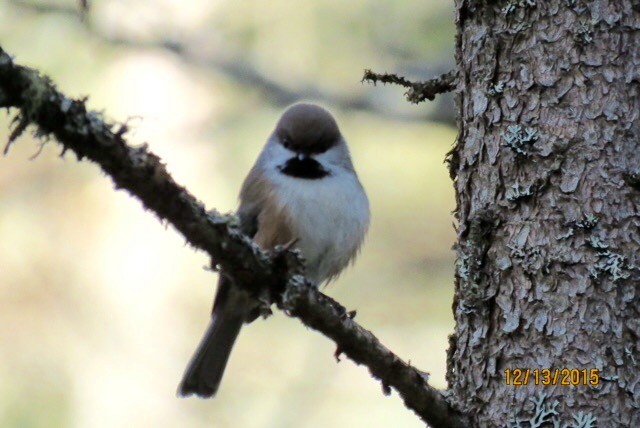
[178, 309, 244, 398]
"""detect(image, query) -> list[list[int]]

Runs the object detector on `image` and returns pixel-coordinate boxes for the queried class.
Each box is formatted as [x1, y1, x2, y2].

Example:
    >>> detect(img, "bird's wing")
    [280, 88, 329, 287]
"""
[237, 166, 294, 249]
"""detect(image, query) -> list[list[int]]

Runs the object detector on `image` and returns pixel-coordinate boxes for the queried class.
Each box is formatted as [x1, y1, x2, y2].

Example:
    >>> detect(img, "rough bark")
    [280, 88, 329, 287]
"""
[448, 1, 640, 426]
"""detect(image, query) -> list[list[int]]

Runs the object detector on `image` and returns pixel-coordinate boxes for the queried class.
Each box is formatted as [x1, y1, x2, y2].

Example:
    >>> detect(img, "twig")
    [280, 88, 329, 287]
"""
[362, 69, 457, 104]
[0, 46, 469, 428]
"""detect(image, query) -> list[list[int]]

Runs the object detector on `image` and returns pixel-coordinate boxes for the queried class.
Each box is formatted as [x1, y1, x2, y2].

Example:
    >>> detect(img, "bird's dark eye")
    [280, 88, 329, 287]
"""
[282, 138, 291, 149]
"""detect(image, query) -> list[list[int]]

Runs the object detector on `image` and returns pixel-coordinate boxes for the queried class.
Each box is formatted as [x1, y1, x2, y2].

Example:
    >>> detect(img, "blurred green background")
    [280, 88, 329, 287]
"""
[0, 1, 457, 427]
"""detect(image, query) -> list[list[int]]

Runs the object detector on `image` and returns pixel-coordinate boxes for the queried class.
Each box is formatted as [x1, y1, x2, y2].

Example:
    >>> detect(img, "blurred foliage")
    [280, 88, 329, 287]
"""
[0, 0, 456, 427]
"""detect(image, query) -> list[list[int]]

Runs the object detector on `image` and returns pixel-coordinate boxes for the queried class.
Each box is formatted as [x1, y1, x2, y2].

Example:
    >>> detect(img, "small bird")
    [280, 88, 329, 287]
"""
[178, 103, 370, 398]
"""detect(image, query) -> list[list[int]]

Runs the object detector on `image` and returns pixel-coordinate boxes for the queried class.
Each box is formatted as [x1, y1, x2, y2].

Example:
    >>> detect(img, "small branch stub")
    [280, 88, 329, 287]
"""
[362, 69, 457, 103]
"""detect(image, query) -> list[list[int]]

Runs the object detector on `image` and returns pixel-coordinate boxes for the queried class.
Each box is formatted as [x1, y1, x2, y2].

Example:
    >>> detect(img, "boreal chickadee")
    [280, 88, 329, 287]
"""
[178, 102, 370, 397]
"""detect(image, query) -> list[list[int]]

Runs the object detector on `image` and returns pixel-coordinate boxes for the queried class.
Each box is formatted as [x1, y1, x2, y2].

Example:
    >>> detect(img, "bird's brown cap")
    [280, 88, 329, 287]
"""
[274, 103, 341, 155]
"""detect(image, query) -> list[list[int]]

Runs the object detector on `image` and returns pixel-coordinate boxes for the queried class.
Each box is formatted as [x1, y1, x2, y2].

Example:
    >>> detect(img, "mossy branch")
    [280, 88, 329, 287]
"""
[0, 46, 469, 428]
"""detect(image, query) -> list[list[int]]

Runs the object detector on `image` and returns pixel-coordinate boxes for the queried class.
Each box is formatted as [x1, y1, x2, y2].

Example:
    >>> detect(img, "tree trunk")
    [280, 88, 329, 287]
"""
[448, 1, 640, 426]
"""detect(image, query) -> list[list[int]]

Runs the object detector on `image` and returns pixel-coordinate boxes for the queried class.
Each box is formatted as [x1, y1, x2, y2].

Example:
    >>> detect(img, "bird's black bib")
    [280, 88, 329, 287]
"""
[279, 157, 330, 179]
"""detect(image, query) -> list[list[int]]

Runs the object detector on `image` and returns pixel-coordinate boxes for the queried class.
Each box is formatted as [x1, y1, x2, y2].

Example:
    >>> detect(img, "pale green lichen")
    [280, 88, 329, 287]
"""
[506, 182, 534, 201]
[509, 393, 558, 428]
[570, 412, 597, 428]
[489, 81, 505, 96]
[457, 252, 483, 285]
[557, 228, 574, 240]
[585, 235, 608, 251]
[502, 125, 538, 157]
[577, 20, 594, 45]
[457, 253, 471, 281]
[586, 236, 633, 282]
[208, 211, 241, 228]
[509, 393, 597, 428]
[456, 252, 484, 310]
[502, 0, 536, 16]
[508, 243, 543, 273]
[575, 214, 598, 230]
[558, 214, 597, 242]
